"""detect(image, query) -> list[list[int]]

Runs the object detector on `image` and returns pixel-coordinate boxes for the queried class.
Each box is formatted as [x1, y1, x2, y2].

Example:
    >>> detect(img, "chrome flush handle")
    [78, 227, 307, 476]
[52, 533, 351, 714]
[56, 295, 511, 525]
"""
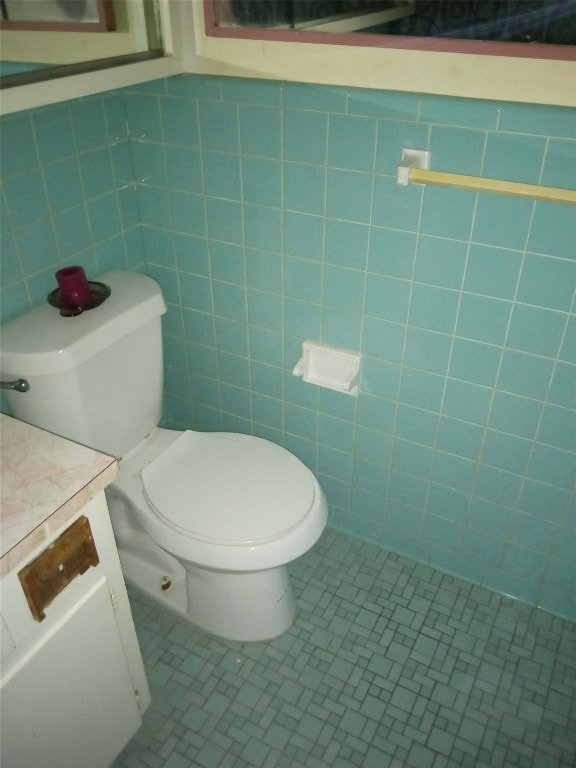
[0, 378, 30, 392]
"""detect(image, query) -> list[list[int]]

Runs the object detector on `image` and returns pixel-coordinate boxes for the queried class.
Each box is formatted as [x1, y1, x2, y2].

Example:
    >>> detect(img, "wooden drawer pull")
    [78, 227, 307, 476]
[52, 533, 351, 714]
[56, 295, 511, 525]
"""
[18, 516, 99, 622]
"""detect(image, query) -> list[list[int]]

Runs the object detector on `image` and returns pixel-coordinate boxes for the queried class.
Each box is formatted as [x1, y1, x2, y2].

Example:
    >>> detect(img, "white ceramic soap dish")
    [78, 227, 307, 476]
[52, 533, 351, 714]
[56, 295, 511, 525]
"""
[293, 341, 362, 396]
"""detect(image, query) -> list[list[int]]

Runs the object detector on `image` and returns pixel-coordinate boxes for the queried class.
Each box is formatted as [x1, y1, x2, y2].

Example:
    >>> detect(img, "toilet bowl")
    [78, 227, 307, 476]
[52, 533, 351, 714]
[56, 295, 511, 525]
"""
[0, 269, 328, 641]
[107, 427, 328, 640]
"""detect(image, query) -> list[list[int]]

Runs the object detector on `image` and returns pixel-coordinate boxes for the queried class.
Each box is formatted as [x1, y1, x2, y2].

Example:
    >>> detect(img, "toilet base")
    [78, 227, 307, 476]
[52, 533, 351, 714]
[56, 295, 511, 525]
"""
[107, 483, 299, 642]
[184, 562, 297, 642]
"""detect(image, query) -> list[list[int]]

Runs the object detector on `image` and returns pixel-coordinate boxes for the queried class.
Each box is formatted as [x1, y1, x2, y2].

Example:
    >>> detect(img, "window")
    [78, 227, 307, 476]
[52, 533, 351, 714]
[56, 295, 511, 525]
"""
[208, 0, 576, 59]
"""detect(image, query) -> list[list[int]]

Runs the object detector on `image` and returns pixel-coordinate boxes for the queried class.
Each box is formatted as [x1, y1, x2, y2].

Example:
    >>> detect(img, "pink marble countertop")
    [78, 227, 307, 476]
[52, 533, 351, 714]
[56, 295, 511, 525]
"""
[0, 414, 118, 576]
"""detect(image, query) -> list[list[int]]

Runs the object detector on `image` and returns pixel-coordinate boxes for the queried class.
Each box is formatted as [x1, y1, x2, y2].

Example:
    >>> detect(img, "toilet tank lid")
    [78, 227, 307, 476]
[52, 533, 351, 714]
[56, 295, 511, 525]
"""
[0, 271, 166, 376]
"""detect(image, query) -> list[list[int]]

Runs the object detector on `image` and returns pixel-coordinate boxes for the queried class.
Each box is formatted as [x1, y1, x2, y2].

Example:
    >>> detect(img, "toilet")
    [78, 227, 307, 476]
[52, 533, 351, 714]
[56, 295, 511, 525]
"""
[0, 271, 328, 640]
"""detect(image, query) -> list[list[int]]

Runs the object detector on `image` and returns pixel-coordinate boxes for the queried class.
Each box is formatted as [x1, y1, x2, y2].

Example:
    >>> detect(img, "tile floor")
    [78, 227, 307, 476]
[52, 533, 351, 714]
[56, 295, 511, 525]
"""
[112, 529, 576, 768]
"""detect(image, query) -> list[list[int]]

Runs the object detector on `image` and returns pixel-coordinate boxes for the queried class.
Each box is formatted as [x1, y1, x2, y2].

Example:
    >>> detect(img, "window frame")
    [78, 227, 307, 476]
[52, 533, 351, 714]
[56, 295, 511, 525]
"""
[204, 0, 576, 61]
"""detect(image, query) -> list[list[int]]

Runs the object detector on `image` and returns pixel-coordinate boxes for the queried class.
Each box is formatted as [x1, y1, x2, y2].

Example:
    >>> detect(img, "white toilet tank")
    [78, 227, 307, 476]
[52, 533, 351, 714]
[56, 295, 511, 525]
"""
[0, 271, 167, 458]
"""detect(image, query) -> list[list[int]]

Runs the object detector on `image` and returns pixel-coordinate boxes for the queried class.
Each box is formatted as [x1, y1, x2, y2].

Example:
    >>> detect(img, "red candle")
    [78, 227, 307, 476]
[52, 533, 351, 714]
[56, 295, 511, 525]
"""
[56, 266, 92, 307]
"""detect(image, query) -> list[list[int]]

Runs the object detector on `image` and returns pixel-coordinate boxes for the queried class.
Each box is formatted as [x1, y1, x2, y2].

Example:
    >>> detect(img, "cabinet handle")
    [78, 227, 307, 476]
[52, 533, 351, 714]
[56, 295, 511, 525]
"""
[18, 516, 99, 622]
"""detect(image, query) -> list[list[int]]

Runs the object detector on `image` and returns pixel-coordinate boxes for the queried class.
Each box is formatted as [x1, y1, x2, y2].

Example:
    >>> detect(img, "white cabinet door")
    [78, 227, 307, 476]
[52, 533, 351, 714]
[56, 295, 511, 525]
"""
[1, 575, 142, 768]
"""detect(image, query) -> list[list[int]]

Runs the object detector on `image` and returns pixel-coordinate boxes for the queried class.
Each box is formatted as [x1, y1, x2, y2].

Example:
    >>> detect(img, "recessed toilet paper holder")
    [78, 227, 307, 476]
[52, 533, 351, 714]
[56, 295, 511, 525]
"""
[293, 341, 362, 396]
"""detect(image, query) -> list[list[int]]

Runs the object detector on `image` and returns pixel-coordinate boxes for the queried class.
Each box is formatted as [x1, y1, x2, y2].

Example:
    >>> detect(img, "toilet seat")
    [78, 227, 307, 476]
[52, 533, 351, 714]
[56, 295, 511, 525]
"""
[142, 431, 316, 546]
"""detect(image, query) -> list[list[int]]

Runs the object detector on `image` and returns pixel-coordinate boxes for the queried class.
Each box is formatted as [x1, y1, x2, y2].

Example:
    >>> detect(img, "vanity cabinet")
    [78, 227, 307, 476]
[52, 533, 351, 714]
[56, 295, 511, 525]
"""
[0, 490, 150, 768]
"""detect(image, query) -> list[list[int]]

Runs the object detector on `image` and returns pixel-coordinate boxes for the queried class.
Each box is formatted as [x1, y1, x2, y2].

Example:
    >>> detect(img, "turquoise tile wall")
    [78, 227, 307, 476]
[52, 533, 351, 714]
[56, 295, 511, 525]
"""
[0, 91, 144, 321]
[1, 75, 574, 621]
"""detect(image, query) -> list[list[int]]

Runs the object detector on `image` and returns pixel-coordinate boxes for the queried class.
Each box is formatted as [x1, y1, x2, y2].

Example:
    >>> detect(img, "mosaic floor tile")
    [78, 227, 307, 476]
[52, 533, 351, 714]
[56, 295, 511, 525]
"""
[112, 529, 576, 768]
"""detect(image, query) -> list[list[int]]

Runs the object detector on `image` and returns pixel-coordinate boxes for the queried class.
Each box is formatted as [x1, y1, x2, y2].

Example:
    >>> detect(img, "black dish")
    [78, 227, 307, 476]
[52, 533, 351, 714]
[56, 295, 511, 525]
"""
[47, 281, 111, 316]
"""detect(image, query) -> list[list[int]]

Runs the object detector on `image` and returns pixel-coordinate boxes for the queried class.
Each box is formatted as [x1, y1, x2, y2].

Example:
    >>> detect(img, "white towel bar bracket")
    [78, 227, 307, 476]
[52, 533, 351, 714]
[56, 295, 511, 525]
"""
[396, 149, 431, 185]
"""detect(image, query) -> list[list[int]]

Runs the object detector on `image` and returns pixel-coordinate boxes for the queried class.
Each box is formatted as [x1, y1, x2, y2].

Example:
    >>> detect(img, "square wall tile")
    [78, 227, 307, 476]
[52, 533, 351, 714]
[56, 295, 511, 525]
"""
[420, 187, 475, 241]
[456, 294, 512, 346]
[352, 458, 389, 496]
[368, 227, 417, 280]
[323, 265, 365, 311]
[392, 439, 434, 478]
[498, 101, 575, 138]
[463, 244, 522, 299]
[215, 317, 249, 356]
[240, 105, 281, 158]
[17, 220, 59, 274]
[283, 162, 326, 215]
[283, 109, 327, 165]
[429, 125, 486, 175]
[203, 151, 240, 199]
[43, 158, 83, 213]
[474, 464, 523, 506]
[420, 94, 499, 129]
[321, 307, 362, 349]
[472, 195, 533, 250]
[362, 316, 406, 363]
[541, 138, 576, 189]
[248, 289, 283, 331]
[245, 247, 281, 292]
[283, 212, 324, 260]
[516, 254, 576, 311]
[160, 96, 200, 147]
[404, 327, 452, 375]
[0, 113, 37, 176]
[53, 205, 92, 258]
[481, 430, 532, 475]
[413, 236, 467, 289]
[3, 170, 49, 228]
[319, 414, 355, 453]
[70, 98, 108, 151]
[32, 104, 75, 163]
[356, 394, 396, 433]
[372, 175, 422, 232]
[511, 512, 559, 555]
[325, 219, 369, 270]
[437, 417, 484, 461]
[245, 204, 282, 252]
[223, 77, 281, 106]
[284, 297, 321, 338]
[449, 339, 501, 387]
[548, 362, 576, 408]
[365, 274, 410, 323]
[198, 101, 239, 152]
[424, 513, 464, 549]
[409, 283, 459, 335]
[209, 241, 245, 284]
[468, 497, 514, 538]
[432, 450, 478, 494]
[483, 132, 546, 184]
[395, 404, 439, 447]
[326, 169, 373, 223]
[284, 256, 322, 303]
[327, 114, 377, 172]
[399, 368, 445, 412]
[361, 357, 401, 400]
[213, 281, 247, 322]
[497, 349, 554, 400]
[537, 404, 576, 452]
[442, 379, 492, 425]
[205, 198, 242, 243]
[389, 469, 429, 509]
[506, 304, 566, 357]
[488, 392, 542, 439]
[242, 157, 281, 207]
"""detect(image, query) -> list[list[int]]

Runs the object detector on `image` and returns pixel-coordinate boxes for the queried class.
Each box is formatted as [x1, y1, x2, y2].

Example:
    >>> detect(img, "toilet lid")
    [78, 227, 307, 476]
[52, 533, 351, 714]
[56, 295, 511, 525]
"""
[141, 431, 316, 545]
